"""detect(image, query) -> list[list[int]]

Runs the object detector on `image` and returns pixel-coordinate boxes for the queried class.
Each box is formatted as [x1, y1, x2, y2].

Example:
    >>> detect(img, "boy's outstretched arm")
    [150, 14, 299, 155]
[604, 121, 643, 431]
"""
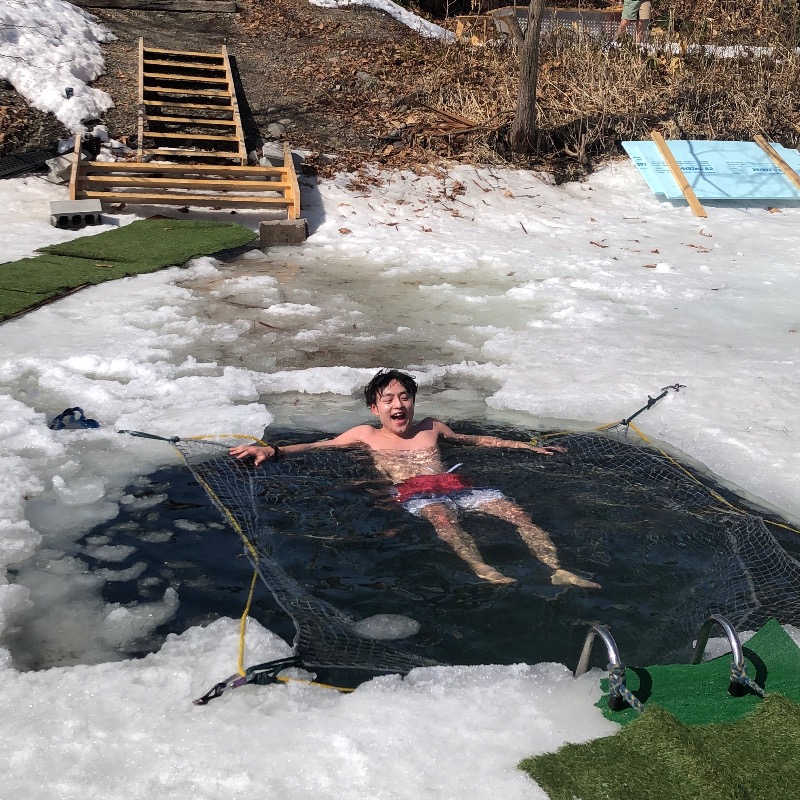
[433, 420, 565, 455]
[229, 425, 372, 465]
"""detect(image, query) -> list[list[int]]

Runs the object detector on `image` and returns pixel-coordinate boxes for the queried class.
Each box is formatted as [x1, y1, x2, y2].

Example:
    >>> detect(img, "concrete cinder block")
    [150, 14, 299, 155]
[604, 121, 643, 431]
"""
[50, 199, 103, 228]
[259, 218, 308, 247]
[44, 154, 76, 185]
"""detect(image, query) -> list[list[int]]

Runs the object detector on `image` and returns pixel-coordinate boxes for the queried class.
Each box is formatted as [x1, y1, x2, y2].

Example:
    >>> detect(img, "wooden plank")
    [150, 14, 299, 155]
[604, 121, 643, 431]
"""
[140, 147, 243, 158]
[142, 72, 229, 84]
[82, 161, 286, 176]
[80, 191, 293, 208]
[73, 0, 237, 13]
[221, 44, 247, 166]
[143, 86, 229, 97]
[650, 131, 707, 218]
[82, 176, 290, 190]
[137, 38, 145, 162]
[142, 100, 232, 111]
[69, 134, 82, 201]
[146, 115, 237, 126]
[284, 141, 301, 221]
[754, 134, 800, 193]
[143, 45, 224, 58]
[142, 130, 241, 142]
[142, 59, 225, 71]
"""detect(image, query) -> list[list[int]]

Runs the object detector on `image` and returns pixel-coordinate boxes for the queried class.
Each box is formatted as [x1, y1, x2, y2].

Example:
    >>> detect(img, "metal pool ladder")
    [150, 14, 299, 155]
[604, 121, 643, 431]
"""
[574, 613, 763, 713]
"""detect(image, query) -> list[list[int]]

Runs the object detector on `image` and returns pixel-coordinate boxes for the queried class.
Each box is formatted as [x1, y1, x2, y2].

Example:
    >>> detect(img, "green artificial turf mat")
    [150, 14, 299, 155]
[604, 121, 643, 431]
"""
[0, 218, 258, 322]
[39, 218, 256, 266]
[0, 255, 163, 294]
[595, 619, 800, 726]
[0, 288, 51, 319]
[519, 693, 800, 800]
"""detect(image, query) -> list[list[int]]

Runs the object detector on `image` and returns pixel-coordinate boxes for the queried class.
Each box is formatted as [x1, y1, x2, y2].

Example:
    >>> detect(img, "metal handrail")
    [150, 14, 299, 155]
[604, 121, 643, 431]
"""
[691, 613, 753, 697]
[574, 624, 640, 712]
[575, 624, 623, 678]
[691, 613, 744, 667]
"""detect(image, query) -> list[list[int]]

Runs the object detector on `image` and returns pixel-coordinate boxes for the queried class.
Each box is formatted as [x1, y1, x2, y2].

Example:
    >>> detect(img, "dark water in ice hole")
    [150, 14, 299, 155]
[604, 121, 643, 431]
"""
[82, 424, 800, 675]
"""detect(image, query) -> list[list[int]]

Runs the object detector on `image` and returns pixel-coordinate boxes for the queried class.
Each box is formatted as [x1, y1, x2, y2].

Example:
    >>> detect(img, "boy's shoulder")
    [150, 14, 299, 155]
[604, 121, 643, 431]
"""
[344, 422, 379, 434]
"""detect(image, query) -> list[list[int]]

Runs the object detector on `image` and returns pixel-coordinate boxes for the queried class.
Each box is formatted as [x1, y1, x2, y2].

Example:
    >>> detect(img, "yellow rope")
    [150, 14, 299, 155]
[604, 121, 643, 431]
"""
[237, 570, 259, 677]
[192, 472, 261, 563]
[174, 435, 269, 675]
[535, 421, 800, 537]
[184, 434, 270, 445]
[235, 569, 354, 690]
[626, 422, 800, 536]
[184, 435, 269, 563]
[175, 434, 358, 694]
[276, 676, 356, 693]
[627, 422, 740, 511]
[531, 420, 620, 446]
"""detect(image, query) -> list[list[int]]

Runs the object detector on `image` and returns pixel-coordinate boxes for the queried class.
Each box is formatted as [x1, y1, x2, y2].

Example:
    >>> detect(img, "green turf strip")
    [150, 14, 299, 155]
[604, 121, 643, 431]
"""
[39, 218, 256, 265]
[595, 619, 800, 726]
[0, 255, 163, 294]
[0, 218, 257, 321]
[520, 621, 800, 800]
[0, 288, 52, 319]
[519, 693, 800, 800]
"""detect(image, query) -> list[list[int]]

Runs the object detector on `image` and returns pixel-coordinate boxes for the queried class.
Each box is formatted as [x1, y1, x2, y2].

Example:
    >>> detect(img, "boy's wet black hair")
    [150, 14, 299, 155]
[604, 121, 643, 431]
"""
[364, 369, 418, 407]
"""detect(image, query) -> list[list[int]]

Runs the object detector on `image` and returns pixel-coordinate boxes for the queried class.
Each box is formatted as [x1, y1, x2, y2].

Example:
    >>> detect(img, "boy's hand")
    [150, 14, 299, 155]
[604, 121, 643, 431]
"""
[528, 443, 566, 455]
[229, 444, 276, 465]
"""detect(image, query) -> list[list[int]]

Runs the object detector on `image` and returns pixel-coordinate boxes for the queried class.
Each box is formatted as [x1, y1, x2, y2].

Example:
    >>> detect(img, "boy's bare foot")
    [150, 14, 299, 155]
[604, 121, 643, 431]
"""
[551, 568, 600, 590]
[475, 565, 517, 585]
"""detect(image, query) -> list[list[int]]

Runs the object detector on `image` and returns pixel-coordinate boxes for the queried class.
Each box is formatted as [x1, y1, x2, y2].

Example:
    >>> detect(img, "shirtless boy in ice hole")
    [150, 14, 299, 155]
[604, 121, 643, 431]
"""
[230, 369, 600, 589]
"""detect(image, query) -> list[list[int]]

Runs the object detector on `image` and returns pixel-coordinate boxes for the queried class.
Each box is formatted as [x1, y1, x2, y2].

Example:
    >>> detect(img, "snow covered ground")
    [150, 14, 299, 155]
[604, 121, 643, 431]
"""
[1, 2, 800, 798]
[0, 0, 114, 132]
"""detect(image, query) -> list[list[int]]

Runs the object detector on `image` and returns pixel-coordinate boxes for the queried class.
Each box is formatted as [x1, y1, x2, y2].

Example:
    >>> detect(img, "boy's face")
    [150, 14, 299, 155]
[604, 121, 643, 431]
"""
[370, 379, 415, 436]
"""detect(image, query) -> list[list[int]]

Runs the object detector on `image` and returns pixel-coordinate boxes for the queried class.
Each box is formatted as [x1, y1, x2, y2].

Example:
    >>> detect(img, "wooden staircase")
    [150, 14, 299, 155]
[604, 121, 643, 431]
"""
[69, 39, 301, 219]
[137, 39, 246, 164]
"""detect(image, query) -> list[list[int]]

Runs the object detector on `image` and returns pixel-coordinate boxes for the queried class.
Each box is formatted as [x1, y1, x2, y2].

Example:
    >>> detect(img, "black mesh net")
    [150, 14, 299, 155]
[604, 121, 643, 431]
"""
[523, 431, 800, 632]
[174, 437, 439, 674]
[172, 429, 800, 674]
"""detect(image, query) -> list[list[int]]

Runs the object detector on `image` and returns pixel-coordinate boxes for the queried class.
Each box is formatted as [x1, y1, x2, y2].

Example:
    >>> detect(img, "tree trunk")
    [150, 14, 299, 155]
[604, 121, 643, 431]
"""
[510, 0, 546, 154]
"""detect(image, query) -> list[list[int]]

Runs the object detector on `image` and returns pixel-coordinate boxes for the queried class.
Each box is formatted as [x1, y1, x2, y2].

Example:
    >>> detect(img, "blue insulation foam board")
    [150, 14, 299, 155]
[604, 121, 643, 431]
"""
[622, 140, 800, 200]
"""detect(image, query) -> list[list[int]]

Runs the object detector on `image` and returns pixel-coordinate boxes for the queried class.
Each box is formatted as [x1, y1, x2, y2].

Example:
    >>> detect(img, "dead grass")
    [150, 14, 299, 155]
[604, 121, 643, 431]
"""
[64, 0, 800, 182]
[662, 0, 799, 45]
[362, 23, 800, 180]
[78, 0, 800, 182]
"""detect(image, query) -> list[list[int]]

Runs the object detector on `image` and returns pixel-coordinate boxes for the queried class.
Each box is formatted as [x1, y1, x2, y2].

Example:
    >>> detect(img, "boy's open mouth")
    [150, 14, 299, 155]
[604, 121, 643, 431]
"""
[390, 411, 407, 420]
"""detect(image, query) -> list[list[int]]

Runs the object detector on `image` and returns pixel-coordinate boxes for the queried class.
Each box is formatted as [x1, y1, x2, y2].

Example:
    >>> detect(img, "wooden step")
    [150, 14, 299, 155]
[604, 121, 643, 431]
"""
[140, 147, 244, 159]
[143, 86, 229, 97]
[142, 130, 241, 143]
[143, 46, 225, 60]
[142, 100, 232, 111]
[143, 58, 226, 72]
[143, 72, 229, 85]
[81, 162, 286, 177]
[145, 115, 237, 126]
[71, 136, 300, 219]
[81, 176, 291, 191]
[80, 190, 295, 207]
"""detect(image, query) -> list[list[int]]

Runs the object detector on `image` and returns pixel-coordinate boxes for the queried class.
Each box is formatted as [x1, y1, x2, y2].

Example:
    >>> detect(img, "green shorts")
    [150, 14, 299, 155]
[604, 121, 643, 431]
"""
[621, 0, 651, 21]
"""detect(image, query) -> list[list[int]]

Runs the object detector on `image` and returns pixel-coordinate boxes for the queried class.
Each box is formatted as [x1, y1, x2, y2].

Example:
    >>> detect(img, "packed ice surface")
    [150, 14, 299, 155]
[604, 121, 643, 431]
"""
[2, 158, 799, 797]
[2, 1, 800, 795]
